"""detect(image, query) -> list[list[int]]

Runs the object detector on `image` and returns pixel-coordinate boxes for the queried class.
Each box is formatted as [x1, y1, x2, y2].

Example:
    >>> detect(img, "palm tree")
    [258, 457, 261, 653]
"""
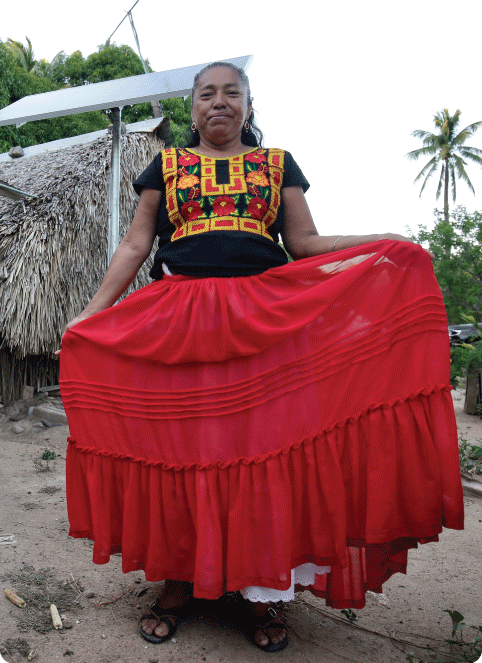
[6, 37, 43, 76]
[407, 109, 482, 222]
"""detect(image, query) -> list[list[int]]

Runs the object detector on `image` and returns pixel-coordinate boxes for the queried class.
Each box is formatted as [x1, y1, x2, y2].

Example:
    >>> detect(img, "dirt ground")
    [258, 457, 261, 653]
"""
[0, 389, 481, 663]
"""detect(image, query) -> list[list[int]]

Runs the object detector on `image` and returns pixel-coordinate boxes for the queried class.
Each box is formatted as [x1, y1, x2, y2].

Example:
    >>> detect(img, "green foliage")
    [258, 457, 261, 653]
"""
[5, 37, 37, 73]
[409, 207, 482, 324]
[84, 44, 145, 83]
[0, 40, 109, 152]
[162, 96, 192, 147]
[449, 317, 482, 389]
[0, 39, 192, 150]
[458, 437, 482, 477]
[407, 110, 482, 221]
[405, 609, 482, 662]
[410, 207, 482, 387]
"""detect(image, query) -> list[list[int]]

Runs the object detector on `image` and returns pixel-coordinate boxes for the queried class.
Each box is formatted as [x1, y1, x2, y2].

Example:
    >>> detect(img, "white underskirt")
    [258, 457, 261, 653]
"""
[240, 563, 331, 603]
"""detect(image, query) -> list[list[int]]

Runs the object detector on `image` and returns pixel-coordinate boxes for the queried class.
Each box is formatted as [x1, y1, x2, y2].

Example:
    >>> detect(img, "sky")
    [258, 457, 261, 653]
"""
[2, 0, 482, 237]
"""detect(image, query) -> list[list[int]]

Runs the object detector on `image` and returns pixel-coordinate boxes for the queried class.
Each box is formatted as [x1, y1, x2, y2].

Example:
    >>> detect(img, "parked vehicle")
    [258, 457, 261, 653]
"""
[448, 323, 482, 347]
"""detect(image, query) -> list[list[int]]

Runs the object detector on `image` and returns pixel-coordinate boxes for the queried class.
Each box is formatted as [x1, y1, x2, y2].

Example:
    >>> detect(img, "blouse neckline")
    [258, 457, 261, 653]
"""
[184, 147, 260, 160]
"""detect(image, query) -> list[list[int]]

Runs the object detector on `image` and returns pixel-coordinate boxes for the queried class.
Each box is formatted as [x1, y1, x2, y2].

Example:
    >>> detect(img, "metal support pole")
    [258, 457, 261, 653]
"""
[108, 107, 122, 263]
[127, 11, 162, 118]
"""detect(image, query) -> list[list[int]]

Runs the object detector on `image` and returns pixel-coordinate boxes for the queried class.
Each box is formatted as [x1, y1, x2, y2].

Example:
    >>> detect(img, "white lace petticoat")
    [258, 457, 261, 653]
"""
[240, 563, 331, 603]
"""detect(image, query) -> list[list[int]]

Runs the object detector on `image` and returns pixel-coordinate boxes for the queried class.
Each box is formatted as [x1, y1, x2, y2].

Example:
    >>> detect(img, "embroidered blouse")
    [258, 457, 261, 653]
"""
[133, 147, 309, 278]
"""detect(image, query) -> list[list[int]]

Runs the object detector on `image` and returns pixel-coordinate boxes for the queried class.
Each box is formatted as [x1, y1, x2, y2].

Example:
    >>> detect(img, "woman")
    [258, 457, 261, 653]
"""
[59, 62, 464, 653]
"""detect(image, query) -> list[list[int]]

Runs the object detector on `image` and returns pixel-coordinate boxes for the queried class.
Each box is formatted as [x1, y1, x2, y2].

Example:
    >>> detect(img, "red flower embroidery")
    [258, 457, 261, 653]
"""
[212, 196, 236, 216]
[181, 200, 203, 221]
[244, 151, 267, 163]
[246, 197, 268, 220]
[178, 152, 200, 166]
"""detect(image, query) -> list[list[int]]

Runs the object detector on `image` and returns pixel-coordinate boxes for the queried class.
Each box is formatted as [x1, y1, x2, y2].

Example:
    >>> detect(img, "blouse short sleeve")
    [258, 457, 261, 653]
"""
[133, 153, 165, 196]
[282, 151, 310, 193]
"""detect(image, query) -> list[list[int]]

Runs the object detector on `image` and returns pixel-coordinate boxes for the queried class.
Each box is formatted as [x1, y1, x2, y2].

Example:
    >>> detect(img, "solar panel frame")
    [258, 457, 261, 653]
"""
[0, 56, 252, 127]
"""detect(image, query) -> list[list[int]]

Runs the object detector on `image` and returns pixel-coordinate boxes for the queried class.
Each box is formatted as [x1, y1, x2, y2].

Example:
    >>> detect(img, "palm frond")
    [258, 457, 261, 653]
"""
[458, 148, 482, 166]
[435, 163, 445, 200]
[453, 156, 475, 195]
[406, 146, 438, 161]
[459, 145, 482, 157]
[411, 129, 435, 142]
[413, 156, 438, 183]
[417, 161, 439, 197]
[457, 121, 482, 139]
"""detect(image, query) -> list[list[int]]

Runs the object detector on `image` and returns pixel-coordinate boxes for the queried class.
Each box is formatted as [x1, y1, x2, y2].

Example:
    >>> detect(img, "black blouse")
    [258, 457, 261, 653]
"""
[133, 147, 309, 278]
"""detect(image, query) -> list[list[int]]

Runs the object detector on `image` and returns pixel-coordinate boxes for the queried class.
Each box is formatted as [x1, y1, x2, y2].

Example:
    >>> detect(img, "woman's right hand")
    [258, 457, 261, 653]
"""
[54, 311, 96, 356]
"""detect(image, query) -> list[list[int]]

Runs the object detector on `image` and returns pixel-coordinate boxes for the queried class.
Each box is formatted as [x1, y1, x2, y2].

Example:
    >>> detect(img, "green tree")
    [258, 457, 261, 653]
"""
[410, 206, 482, 323]
[0, 41, 109, 153]
[406, 110, 482, 222]
[0, 40, 191, 151]
[5, 37, 40, 74]
[162, 96, 192, 146]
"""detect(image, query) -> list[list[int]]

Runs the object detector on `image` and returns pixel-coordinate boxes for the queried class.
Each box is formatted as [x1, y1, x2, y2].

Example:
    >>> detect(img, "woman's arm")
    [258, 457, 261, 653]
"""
[281, 187, 412, 259]
[60, 188, 161, 336]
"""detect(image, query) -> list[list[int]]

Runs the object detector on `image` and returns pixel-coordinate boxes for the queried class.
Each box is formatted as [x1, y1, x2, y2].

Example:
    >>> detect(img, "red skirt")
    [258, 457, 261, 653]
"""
[60, 240, 464, 608]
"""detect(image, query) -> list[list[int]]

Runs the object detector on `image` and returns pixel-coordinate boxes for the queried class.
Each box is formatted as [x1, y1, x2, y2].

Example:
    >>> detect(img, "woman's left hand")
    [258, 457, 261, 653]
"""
[375, 233, 435, 260]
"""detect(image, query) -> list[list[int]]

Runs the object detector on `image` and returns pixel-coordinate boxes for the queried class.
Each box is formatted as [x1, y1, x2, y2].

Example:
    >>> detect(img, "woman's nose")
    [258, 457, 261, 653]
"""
[212, 92, 226, 107]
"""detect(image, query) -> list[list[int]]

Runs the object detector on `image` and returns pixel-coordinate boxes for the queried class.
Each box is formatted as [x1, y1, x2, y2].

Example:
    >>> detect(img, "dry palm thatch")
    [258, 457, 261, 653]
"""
[0, 124, 165, 403]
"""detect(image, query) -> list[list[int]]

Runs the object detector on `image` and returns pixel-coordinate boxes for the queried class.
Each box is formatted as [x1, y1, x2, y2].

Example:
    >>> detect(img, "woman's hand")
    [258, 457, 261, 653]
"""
[374, 233, 434, 259]
[54, 311, 96, 355]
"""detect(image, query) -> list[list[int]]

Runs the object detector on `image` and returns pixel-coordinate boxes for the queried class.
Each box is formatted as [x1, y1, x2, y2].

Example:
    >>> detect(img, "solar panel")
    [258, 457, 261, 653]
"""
[0, 55, 252, 127]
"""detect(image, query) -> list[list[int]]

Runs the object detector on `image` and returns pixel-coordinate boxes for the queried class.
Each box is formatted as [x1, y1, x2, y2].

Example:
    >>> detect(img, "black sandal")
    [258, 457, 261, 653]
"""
[244, 605, 289, 653]
[140, 600, 188, 644]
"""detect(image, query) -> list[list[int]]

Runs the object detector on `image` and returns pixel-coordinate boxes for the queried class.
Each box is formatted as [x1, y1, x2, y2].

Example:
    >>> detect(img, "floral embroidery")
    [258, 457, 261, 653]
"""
[212, 196, 237, 216]
[244, 151, 267, 163]
[246, 170, 269, 187]
[246, 196, 268, 220]
[162, 148, 285, 241]
[177, 174, 200, 189]
[181, 200, 204, 221]
[178, 152, 200, 166]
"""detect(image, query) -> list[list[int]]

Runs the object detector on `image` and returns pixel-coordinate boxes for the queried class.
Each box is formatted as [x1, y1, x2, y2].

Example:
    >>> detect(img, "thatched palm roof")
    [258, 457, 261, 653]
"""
[0, 123, 165, 357]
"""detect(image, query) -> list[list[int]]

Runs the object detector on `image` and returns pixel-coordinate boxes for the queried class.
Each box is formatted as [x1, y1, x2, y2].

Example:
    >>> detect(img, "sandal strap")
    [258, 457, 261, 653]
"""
[254, 606, 284, 628]
[149, 600, 188, 619]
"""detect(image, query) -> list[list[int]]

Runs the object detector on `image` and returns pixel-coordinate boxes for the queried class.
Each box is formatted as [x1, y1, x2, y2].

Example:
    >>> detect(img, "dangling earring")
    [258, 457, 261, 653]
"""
[244, 120, 249, 132]
[191, 122, 196, 132]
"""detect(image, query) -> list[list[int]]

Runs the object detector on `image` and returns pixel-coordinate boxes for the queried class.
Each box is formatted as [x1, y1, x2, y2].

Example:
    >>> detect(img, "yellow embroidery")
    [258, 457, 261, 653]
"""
[161, 148, 285, 242]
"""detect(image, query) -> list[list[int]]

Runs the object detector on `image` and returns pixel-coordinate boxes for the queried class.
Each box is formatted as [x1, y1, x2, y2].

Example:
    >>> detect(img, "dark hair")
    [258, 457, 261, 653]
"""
[184, 61, 264, 148]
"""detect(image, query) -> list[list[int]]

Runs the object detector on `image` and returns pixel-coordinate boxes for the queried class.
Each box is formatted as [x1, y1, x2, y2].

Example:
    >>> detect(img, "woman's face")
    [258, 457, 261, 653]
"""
[191, 66, 251, 145]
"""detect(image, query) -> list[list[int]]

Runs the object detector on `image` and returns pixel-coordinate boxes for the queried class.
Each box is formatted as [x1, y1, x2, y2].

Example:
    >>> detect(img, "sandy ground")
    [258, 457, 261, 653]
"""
[0, 390, 481, 663]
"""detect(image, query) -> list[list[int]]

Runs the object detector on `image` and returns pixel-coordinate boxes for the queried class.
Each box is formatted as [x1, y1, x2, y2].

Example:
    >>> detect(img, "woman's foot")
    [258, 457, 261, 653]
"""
[244, 601, 289, 652]
[140, 580, 192, 643]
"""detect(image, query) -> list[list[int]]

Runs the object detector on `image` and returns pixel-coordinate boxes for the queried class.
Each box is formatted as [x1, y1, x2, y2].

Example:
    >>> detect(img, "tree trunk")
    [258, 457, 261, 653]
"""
[444, 157, 449, 223]
[465, 369, 482, 415]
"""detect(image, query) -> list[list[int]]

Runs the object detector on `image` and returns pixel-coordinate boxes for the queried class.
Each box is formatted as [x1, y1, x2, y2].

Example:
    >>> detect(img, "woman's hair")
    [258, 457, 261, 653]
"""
[184, 61, 264, 148]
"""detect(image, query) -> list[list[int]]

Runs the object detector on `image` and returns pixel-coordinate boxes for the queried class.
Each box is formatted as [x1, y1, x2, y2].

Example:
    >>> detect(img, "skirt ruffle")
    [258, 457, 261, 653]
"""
[60, 240, 464, 608]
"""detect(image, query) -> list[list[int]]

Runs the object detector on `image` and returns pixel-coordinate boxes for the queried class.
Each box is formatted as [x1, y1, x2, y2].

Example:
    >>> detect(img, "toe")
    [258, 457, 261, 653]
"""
[254, 628, 269, 647]
[154, 620, 172, 638]
[268, 625, 286, 645]
[141, 617, 157, 635]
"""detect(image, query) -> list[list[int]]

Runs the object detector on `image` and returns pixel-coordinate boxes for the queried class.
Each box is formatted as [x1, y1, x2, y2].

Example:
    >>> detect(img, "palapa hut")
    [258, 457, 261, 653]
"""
[0, 118, 169, 404]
